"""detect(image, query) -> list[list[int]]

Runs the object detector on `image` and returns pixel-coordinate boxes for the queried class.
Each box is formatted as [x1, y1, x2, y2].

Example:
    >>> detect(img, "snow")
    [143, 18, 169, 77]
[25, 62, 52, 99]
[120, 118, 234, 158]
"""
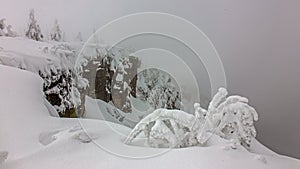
[0, 37, 75, 77]
[75, 40, 108, 70]
[0, 44, 300, 169]
[43, 98, 60, 117]
[84, 96, 149, 128]
[130, 96, 154, 116]
[6, 25, 17, 37]
[125, 89, 261, 149]
[0, 36, 87, 116]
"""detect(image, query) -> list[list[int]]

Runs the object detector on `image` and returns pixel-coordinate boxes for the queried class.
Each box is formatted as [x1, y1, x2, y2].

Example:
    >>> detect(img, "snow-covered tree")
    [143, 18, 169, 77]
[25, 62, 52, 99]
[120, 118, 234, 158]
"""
[0, 18, 6, 36]
[125, 88, 258, 149]
[0, 151, 8, 164]
[41, 69, 74, 117]
[25, 9, 43, 41]
[50, 19, 62, 41]
[148, 84, 182, 110]
[6, 25, 17, 37]
[0, 19, 18, 37]
[0, 18, 5, 30]
[137, 69, 182, 110]
[76, 32, 83, 42]
[40, 44, 88, 117]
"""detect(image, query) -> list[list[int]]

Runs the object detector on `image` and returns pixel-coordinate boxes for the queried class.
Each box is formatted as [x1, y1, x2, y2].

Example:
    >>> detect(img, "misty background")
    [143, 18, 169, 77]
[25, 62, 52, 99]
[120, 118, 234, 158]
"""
[1, 0, 299, 158]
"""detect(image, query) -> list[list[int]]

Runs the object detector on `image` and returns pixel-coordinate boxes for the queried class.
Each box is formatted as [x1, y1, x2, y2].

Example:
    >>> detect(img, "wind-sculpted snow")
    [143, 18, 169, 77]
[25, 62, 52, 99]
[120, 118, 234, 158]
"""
[39, 130, 61, 146]
[38, 126, 100, 145]
[0, 37, 75, 77]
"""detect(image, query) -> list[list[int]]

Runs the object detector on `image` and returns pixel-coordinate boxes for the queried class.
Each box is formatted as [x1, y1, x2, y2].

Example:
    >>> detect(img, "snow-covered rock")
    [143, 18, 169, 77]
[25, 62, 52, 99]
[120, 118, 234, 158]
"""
[0, 37, 85, 116]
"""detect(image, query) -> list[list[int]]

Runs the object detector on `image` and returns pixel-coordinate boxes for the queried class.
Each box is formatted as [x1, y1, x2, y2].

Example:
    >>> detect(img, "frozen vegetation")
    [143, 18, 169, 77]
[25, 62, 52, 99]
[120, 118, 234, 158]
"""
[125, 88, 258, 149]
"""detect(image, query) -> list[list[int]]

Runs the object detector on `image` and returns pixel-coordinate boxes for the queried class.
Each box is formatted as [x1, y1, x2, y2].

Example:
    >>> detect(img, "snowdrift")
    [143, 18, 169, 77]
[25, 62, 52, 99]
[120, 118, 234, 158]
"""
[0, 37, 75, 76]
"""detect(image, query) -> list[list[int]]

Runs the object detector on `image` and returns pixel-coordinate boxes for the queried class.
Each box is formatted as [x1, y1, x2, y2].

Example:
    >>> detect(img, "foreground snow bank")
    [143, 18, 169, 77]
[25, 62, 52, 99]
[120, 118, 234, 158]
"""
[0, 64, 300, 169]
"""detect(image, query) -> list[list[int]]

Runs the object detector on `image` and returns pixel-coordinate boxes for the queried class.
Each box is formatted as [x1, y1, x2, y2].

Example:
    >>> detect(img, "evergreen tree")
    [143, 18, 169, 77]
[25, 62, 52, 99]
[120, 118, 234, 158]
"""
[50, 19, 62, 41]
[137, 69, 182, 110]
[0, 19, 6, 36]
[76, 32, 83, 42]
[25, 9, 43, 41]
[6, 25, 17, 37]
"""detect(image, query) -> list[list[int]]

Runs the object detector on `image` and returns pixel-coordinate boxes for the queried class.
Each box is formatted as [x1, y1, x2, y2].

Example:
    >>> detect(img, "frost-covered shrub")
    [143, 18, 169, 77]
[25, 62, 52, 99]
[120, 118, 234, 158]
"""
[125, 108, 199, 148]
[200, 88, 258, 148]
[125, 88, 258, 149]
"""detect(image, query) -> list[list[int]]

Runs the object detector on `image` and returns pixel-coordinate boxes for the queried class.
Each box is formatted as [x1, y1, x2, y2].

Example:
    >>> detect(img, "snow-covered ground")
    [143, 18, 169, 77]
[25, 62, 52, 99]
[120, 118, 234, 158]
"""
[84, 96, 152, 128]
[1, 62, 300, 168]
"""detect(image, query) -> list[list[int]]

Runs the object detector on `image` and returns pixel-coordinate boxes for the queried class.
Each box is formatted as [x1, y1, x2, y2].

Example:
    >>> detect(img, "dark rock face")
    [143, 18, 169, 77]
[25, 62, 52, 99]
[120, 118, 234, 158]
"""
[110, 56, 140, 113]
[95, 67, 113, 102]
[38, 54, 138, 117]
[84, 54, 140, 113]
[128, 56, 140, 98]
[46, 93, 61, 106]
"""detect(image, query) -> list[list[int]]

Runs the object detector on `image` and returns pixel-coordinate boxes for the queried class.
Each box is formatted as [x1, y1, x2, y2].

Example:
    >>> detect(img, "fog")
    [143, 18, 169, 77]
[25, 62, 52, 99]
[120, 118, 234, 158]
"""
[1, 0, 299, 158]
